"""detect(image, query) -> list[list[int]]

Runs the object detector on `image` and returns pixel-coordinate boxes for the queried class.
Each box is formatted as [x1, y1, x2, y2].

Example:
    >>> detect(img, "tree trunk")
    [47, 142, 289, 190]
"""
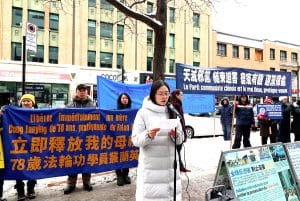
[153, 0, 167, 81]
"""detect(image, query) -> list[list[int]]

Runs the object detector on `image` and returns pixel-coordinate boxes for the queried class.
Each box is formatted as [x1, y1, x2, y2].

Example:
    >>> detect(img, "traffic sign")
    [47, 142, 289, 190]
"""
[26, 22, 37, 54]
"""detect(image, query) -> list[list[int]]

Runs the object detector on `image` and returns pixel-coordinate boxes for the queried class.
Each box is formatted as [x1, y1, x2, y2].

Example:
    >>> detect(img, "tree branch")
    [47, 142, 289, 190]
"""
[106, 0, 162, 30]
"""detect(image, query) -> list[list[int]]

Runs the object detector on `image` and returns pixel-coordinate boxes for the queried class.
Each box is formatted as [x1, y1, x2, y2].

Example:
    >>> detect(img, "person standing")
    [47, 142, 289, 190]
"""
[64, 84, 95, 195]
[232, 95, 255, 149]
[277, 96, 291, 143]
[257, 97, 278, 145]
[132, 80, 184, 201]
[115, 93, 132, 186]
[170, 89, 190, 172]
[0, 107, 6, 201]
[16, 94, 38, 200]
[218, 97, 233, 141]
[291, 100, 300, 141]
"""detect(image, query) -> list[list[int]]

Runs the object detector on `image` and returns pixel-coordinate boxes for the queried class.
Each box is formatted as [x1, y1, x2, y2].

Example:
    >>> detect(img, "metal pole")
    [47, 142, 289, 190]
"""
[297, 65, 299, 100]
[22, 36, 26, 95]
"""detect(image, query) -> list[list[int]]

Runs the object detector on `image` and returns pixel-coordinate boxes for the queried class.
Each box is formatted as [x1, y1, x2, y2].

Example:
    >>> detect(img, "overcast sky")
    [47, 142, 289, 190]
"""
[212, 0, 300, 45]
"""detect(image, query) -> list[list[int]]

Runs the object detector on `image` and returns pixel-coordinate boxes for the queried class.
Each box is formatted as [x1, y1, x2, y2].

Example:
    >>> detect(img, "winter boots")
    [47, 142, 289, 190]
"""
[15, 181, 25, 201]
[27, 180, 36, 199]
[15, 180, 36, 200]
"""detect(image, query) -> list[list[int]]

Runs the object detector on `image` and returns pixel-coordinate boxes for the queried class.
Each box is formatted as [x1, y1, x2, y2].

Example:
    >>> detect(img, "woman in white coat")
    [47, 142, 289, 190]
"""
[132, 80, 184, 201]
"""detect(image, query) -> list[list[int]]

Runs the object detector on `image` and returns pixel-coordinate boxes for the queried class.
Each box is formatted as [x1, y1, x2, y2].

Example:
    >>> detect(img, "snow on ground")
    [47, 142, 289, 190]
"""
[2, 132, 266, 200]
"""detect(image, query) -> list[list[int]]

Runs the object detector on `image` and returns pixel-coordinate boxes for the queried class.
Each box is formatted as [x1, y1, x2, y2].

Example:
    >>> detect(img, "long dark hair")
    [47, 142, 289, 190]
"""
[170, 89, 182, 106]
[149, 80, 170, 105]
[117, 93, 132, 109]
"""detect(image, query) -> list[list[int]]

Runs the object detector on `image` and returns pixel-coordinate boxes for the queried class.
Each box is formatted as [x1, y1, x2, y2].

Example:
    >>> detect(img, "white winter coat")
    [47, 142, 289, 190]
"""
[132, 97, 184, 201]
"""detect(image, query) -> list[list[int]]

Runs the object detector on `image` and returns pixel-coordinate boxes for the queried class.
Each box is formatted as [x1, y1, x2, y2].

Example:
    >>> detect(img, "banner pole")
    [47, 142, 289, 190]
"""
[229, 95, 237, 149]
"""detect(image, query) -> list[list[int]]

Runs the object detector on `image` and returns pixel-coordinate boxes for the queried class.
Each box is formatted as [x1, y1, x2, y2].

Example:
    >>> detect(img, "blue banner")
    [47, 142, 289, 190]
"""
[1, 106, 139, 180]
[176, 63, 292, 96]
[97, 76, 215, 113]
[97, 76, 152, 109]
[256, 104, 282, 120]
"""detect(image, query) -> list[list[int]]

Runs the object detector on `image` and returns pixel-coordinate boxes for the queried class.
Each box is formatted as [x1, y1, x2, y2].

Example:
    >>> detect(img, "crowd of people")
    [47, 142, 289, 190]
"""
[0, 81, 191, 201]
[1, 80, 299, 200]
[217, 95, 300, 148]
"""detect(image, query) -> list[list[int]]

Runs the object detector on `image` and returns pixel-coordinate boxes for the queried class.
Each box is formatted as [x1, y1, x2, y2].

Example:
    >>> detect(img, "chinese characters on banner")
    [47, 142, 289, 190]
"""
[176, 63, 292, 96]
[1, 106, 139, 180]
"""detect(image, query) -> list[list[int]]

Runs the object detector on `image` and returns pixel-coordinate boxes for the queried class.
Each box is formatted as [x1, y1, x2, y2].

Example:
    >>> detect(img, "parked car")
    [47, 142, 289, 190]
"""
[184, 112, 223, 138]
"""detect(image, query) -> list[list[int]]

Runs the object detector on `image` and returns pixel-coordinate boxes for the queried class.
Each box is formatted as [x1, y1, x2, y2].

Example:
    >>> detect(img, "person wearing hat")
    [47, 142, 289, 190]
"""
[232, 95, 255, 149]
[218, 97, 233, 141]
[278, 96, 291, 143]
[63, 84, 96, 195]
[257, 97, 278, 145]
[15, 94, 37, 200]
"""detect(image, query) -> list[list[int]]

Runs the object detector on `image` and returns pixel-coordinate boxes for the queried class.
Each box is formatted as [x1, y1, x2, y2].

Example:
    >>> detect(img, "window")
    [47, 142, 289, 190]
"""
[280, 50, 287, 62]
[88, 20, 96, 36]
[270, 48, 275, 60]
[147, 29, 153, 44]
[49, 13, 59, 31]
[117, 54, 124, 69]
[232, 45, 239, 58]
[217, 43, 226, 56]
[100, 0, 113, 10]
[27, 45, 44, 62]
[193, 13, 200, 27]
[169, 8, 175, 23]
[193, 62, 200, 67]
[100, 22, 113, 38]
[100, 52, 113, 68]
[169, 59, 175, 73]
[291, 52, 298, 64]
[49, 46, 58, 64]
[169, 34, 175, 48]
[255, 49, 263, 61]
[12, 7, 22, 26]
[270, 67, 275, 71]
[88, 0, 96, 7]
[147, 57, 153, 71]
[244, 47, 250, 59]
[147, 2, 153, 13]
[117, 25, 124, 40]
[11, 42, 22, 61]
[193, 38, 200, 51]
[88, 51, 96, 67]
[28, 10, 44, 29]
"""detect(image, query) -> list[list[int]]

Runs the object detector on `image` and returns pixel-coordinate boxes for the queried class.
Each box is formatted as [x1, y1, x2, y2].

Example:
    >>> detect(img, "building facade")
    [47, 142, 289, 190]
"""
[0, 0, 211, 107]
[212, 31, 300, 101]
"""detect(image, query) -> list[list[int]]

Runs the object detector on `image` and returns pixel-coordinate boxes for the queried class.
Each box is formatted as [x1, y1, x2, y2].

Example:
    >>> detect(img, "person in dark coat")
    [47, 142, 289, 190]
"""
[170, 89, 190, 172]
[64, 84, 96, 195]
[232, 95, 255, 149]
[291, 100, 300, 141]
[277, 96, 291, 143]
[257, 97, 278, 145]
[115, 93, 132, 186]
[218, 97, 233, 141]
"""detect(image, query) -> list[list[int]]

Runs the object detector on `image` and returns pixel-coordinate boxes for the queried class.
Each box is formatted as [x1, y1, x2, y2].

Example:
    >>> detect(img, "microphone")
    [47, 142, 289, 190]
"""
[167, 103, 182, 119]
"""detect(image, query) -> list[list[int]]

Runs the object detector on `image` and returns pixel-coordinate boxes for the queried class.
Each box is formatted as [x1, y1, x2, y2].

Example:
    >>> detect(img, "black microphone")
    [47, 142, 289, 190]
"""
[167, 103, 182, 119]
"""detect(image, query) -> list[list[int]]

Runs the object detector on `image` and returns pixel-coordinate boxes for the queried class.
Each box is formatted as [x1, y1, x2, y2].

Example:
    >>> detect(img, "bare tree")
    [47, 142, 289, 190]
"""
[47, 0, 213, 81]
[106, 0, 212, 81]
